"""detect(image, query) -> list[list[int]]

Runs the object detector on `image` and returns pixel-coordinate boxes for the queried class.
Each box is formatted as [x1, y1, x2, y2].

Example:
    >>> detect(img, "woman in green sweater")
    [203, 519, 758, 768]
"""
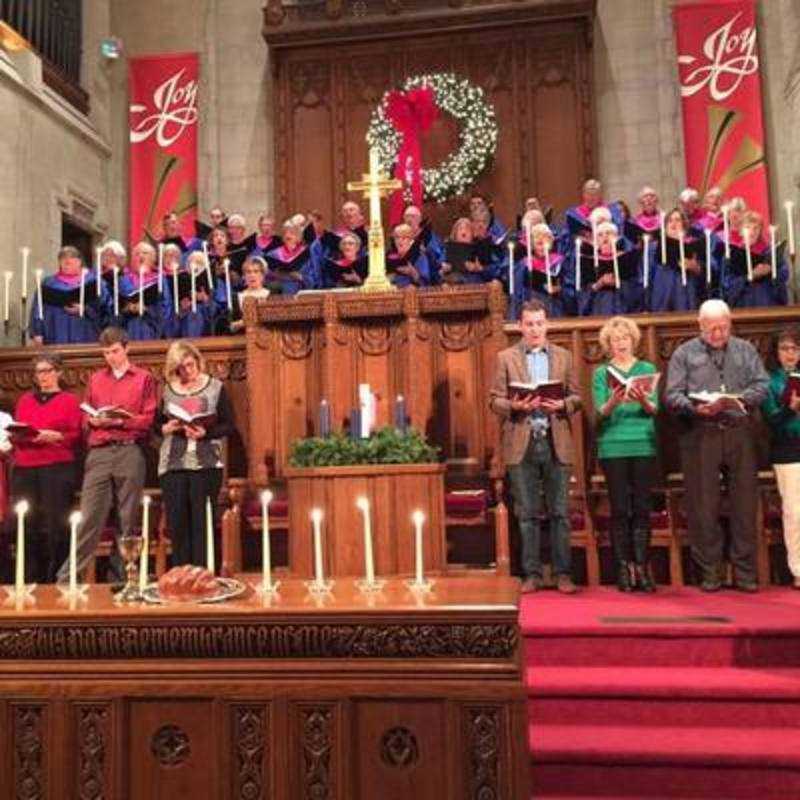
[592, 316, 659, 592]
[761, 327, 800, 590]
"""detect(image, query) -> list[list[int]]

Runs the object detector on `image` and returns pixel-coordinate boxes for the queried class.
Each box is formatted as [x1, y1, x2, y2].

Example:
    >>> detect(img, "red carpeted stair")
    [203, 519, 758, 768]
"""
[521, 587, 800, 799]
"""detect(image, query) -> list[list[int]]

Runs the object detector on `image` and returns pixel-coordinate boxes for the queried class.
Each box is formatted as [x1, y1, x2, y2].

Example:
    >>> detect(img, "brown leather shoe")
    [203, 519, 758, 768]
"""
[521, 576, 542, 594]
[556, 575, 578, 594]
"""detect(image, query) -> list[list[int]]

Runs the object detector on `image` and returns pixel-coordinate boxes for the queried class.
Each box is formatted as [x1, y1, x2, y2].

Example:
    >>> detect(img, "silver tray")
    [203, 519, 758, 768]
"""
[142, 577, 248, 605]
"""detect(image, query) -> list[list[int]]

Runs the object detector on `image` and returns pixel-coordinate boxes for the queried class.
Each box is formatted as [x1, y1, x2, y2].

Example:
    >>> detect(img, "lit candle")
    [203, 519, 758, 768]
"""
[95, 246, 102, 297]
[3, 271, 12, 323]
[679, 231, 687, 287]
[138, 265, 145, 316]
[412, 510, 425, 585]
[592, 220, 599, 269]
[660, 211, 667, 265]
[705, 228, 712, 285]
[311, 508, 324, 583]
[574, 237, 582, 292]
[139, 494, 151, 593]
[157, 244, 164, 294]
[318, 399, 331, 437]
[206, 496, 215, 574]
[172, 265, 179, 315]
[34, 269, 43, 320]
[356, 496, 375, 584]
[261, 490, 273, 591]
[78, 267, 86, 317]
[526, 224, 532, 266]
[785, 200, 796, 257]
[393, 395, 406, 433]
[191, 263, 197, 314]
[544, 240, 552, 294]
[69, 510, 81, 595]
[20, 246, 29, 300]
[723, 205, 731, 259]
[507, 241, 515, 299]
[368, 147, 381, 224]
[612, 237, 620, 289]
[224, 257, 232, 310]
[112, 266, 119, 317]
[642, 234, 650, 290]
[744, 228, 753, 282]
[14, 500, 29, 594]
[770, 224, 778, 280]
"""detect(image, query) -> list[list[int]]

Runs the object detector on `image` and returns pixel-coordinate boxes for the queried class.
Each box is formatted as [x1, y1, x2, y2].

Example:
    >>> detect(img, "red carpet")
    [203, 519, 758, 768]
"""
[521, 587, 800, 799]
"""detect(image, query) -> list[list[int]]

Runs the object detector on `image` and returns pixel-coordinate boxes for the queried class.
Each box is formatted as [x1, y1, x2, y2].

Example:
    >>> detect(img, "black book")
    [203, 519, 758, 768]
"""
[195, 218, 227, 239]
[265, 247, 311, 274]
[226, 233, 257, 272]
[121, 282, 161, 306]
[443, 241, 476, 274]
[41, 282, 97, 308]
[661, 236, 705, 268]
[176, 271, 211, 301]
[580, 248, 640, 284]
[726, 241, 785, 279]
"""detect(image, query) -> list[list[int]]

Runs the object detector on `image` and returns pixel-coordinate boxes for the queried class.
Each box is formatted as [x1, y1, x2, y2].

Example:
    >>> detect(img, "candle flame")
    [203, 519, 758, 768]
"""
[356, 496, 369, 511]
[142, 493, 152, 506]
[310, 508, 323, 523]
[412, 510, 425, 525]
[14, 500, 29, 515]
[261, 490, 273, 505]
[69, 510, 83, 525]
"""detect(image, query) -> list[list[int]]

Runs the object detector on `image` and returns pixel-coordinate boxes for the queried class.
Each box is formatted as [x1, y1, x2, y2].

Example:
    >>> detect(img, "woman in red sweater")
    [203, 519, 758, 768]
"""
[10, 353, 82, 583]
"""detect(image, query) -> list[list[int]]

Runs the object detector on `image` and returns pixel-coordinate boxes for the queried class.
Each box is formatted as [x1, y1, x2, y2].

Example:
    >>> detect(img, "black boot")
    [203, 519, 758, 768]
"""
[633, 527, 655, 593]
[617, 561, 634, 592]
[610, 522, 635, 592]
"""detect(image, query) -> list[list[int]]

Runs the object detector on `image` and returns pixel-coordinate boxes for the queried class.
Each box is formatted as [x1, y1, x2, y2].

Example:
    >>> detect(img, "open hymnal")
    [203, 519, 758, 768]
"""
[80, 403, 133, 419]
[606, 366, 660, 399]
[2, 419, 39, 438]
[508, 380, 564, 401]
[166, 402, 216, 427]
[688, 391, 745, 413]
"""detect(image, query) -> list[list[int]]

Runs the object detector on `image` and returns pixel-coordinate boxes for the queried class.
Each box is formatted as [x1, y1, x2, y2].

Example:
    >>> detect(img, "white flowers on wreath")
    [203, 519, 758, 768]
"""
[366, 72, 499, 204]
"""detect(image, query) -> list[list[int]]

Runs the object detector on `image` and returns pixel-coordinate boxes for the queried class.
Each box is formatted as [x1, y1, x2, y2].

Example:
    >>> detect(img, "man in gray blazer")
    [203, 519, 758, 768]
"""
[490, 299, 583, 593]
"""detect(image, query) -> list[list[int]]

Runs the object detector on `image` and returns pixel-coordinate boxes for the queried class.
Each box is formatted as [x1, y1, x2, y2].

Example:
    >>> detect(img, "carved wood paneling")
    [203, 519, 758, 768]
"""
[13, 705, 46, 800]
[75, 703, 111, 800]
[296, 705, 336, 800]
[464, 707, 502, 800]
[232, 705, 268, 800]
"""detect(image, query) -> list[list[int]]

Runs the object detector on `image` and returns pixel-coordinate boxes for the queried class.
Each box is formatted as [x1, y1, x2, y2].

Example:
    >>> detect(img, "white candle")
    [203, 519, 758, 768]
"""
[544, 241, 552, 294]
[642, 234, 650, 290]
[157, 244, 164, 294]
[224, 258, 232, 310]
[612, 237, 620, 289]
[78, 268, 86, 317]
[206, 496, 215, 574]
[261, 490, 273, 590]
[770, 224, 778, 280]
[172, 265, 179, 315]
[3, 271, 12, 322]
[191, 263, 197, 314]
[368, 147, 381, 223]
[112, 266, 119, 316]
[705, 228, 712, 285]
[592, 220, 599, 269]
[660, 211, 667, 265]
[69, 510, 81, 594]
[139, 494, 151, 593]
[785, 200, 796, 257]
[356, 496, 375, 584]
[14, 500, 29, 594]
[202, 241, 213, 288]
[526, 224, 532, 266]
[744, 229, 753, 282]
[679, 231, 687, 287]
[723, 205, 731, 259]
[574, 237, 582, 292]
[507, 241, 515, 299]
[20, 246, 30, 300]
[138, 266, 145, 316]
[311, 508, 324, 583]
[95, 246, 102, 297]
[412, 510, 425, 584]
[34, 269, 43, 320]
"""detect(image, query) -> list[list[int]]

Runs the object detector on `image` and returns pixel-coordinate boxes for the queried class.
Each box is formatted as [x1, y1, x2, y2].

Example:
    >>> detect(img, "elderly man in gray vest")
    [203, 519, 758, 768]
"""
[665, 299, 769, 592]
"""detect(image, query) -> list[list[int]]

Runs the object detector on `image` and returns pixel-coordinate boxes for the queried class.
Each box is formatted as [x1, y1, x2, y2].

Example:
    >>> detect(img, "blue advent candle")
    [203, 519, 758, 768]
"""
[394, 394, 407, 432]
[350, 408, 362, 440]
[318, 399, 331, 438]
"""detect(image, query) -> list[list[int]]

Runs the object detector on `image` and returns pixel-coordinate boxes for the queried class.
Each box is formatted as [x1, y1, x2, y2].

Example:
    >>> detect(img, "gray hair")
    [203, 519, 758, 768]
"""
[698, 299, 731, 320]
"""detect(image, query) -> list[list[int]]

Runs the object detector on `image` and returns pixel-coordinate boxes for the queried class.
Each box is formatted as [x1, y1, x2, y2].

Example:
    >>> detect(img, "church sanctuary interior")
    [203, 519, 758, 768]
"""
[2, 0, 800, 797]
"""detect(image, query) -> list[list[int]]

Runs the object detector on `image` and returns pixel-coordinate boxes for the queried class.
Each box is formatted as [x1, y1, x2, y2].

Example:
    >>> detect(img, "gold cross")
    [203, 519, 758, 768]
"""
[347, 148, 402, 229]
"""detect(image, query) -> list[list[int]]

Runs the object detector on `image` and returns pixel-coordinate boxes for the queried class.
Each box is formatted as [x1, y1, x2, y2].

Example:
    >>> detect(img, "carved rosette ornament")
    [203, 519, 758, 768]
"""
[380, 727, 419, 767]
[301, 708, 333, 799]
[233, 706, 267, 800]
[467, 708, 501, 800]
[151, 725, 191, 767]
[14, 706, 45, 800]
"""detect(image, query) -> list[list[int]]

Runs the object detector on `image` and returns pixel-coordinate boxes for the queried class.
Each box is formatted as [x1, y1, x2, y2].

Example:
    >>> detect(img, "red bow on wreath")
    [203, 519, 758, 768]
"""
[385, 86, 438, 226]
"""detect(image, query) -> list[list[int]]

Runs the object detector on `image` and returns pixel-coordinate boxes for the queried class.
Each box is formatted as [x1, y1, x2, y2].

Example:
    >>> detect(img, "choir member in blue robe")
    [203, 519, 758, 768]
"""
[255, 213, 282, 256]
[404, 205, 443, 280]
[571, 222, 641, 316]
[226, 214, 258, 275]
[29, 246, 108, 345]
[439, 218, 498, 288]
[722, 212, 789, 308]
[99, 240, 127, 294]
[469, 193, 507, 243]
[646, 209, 709, 312]
[510, 223, 566, 319]
[624, 186, 663, 243]
[322, 233, 368, 289]
[158, 212, 194, 253]
[189, 206, 228, 252]
[114, 242, 173, 340]
[678, 187, 704, 233]
[311, 202, 368, 269]
[386, 224, 431, 288]
[693, 187, 727, 234]
[169, 251, 217, 338]
[563, 179, 624, 252]
[301, 210, 325, 246]
[215, 256, 273, 335]
[265, 220, 317, 294]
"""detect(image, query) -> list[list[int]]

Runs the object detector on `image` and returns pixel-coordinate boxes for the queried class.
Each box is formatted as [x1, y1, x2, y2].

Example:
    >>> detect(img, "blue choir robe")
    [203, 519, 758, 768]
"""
[567, 240, 641, 317]
[322, 255, 368, 289]
[214, 287, 271, 335]
[510, 251, 567, 320]
[645, 237, 709, 313]
[264, 244, 317, 294]
[562, 202, 625, 250]
[415, 224, 444, 283]
[721, 238, 789, 308]
[255, 234, 282, 258]
[29, 272, 109, 344]
[164, 268, 216, 338]
[112, 272, 172, 340]
[385, 242, 430, 288]
[487, 213, 508, 244]
[310, 226, 368, 275]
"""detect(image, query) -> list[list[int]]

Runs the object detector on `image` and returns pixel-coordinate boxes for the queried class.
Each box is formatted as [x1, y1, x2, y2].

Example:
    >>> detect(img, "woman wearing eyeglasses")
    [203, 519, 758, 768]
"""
[6, 353, 82, 583]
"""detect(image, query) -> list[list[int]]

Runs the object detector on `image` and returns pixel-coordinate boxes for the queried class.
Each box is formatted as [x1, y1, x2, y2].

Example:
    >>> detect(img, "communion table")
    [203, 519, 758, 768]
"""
[0, 576, 528, 800]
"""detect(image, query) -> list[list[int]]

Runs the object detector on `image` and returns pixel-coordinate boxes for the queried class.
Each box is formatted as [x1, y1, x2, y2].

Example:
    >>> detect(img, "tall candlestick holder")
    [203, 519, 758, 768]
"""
[114, 535, 144, 603]
[3, 583, 37, 608]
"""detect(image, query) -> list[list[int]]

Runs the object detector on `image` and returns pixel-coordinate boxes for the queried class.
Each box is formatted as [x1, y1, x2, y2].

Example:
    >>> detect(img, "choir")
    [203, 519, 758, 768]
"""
[24, 179, 795, 346]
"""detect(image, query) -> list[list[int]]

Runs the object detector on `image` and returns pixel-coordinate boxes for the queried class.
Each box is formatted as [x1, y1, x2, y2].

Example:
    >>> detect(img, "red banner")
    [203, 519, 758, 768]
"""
[128, 53, 199, 246]
[673, 0, 769, 218]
